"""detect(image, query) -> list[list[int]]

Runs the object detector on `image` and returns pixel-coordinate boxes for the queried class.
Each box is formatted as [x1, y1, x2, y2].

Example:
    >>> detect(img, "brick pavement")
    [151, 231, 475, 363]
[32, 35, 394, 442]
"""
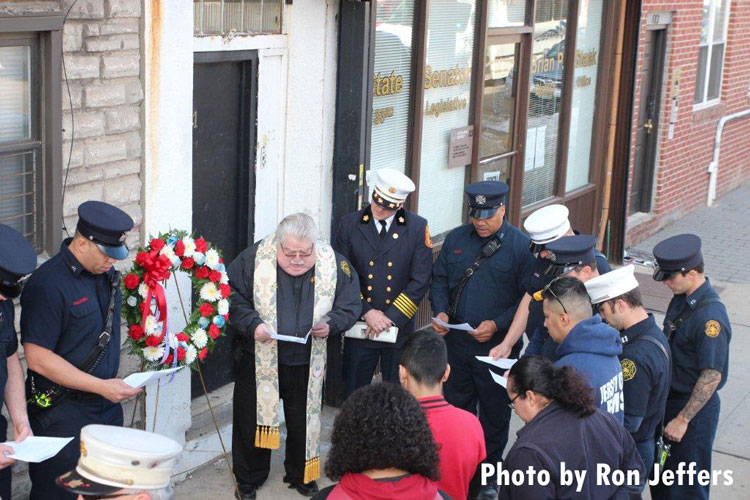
[627, 181, 750, 284]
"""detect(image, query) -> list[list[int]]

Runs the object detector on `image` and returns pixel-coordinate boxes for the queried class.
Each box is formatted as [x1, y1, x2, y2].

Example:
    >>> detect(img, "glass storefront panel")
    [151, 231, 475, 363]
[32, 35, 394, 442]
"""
[488, 0, 526, 28]
[417, 0, 476, 237]
[523, 0, 567, 206]
[369, 0, 416, 176]
[565, 0, 603, 192]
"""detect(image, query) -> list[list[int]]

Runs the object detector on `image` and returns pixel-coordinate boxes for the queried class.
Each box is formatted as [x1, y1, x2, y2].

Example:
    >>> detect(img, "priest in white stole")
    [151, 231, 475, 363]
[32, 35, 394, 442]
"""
[227, 213, 361, 499]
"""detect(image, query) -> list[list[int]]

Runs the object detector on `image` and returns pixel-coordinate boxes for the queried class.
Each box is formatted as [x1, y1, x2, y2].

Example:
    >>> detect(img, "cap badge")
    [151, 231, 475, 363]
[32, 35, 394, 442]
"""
[388, 186, 397, 194]
[475, 195, 486, 205]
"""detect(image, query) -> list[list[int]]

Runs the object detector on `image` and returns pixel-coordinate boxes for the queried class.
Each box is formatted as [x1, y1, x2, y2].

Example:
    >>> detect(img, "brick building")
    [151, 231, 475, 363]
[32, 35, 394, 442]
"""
[621, 1, 750, 248]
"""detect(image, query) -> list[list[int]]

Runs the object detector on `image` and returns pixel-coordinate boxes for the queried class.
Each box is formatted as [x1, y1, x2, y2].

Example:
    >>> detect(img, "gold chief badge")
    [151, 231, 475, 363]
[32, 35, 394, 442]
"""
[705, 320, 721, 338]
[621, 359, 637, 381]
[340, 260, 351, 278]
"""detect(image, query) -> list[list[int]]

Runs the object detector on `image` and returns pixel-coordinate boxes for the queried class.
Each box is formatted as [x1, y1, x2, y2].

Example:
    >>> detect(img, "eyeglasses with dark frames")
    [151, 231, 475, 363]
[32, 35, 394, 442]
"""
[542, 277, 568, 314]
[508, 393, 520, 409]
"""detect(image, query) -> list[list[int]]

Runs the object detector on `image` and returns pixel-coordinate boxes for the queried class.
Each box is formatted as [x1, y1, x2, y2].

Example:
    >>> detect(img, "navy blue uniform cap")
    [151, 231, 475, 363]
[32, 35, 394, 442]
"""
[465, 181, 509, 219]
[0, 224, 37, 297]
[652, 233, 702, 281]
[544, 234, 596, 277]
[76, 201, 134, 260]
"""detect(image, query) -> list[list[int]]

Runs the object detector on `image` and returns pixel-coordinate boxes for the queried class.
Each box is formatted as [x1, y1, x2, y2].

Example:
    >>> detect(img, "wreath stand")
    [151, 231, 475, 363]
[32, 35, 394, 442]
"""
[128, 267, 240, 498]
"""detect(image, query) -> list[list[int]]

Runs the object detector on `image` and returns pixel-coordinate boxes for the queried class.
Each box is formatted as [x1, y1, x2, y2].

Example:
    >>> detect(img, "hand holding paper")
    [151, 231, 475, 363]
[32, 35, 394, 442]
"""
[4, 436, 73, 463]
[476, 356, 517, 370]
[123, 366, 184, 388]
[430, 316, 475, 332]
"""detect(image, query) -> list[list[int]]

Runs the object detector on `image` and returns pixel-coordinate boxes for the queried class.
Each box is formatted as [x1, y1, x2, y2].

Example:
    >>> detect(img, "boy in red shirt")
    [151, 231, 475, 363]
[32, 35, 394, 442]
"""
[400, 331, 486, 500]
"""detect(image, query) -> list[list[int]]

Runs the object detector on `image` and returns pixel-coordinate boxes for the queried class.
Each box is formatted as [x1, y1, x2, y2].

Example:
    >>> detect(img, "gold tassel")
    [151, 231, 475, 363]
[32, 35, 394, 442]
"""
[254, 425, 280, 450]
[303, 456, 321, 484]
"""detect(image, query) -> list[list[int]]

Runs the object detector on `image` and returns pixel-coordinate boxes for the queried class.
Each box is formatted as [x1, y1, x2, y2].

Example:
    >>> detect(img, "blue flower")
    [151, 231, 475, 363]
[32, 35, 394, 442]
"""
[212, 315, 226, 328]
[198, 317, 210, 329]
[217, 263, 226, 273]
[167, 235, 179, 247]
[194, 252, 206, 265]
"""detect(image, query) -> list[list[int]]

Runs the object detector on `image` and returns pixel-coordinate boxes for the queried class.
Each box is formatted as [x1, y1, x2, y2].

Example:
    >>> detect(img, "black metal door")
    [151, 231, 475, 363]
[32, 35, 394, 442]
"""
[192, 51, 257, 397]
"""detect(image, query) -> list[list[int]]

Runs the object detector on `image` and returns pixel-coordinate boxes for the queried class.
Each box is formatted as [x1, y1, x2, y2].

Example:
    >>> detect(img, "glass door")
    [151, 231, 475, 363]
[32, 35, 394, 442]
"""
[477, 36, 524, 185]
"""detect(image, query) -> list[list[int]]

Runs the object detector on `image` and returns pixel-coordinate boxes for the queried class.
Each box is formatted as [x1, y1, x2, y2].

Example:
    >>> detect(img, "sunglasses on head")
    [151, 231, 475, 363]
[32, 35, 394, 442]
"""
[542, 277, 568, 314]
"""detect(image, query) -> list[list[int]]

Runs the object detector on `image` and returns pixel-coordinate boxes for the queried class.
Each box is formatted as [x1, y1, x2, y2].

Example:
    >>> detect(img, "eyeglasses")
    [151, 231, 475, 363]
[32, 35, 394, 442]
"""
[279, 244, 314, 260]
[542, 277, 568, 314]
[80, 494, 127, 500]
[508, 393, 520, 409]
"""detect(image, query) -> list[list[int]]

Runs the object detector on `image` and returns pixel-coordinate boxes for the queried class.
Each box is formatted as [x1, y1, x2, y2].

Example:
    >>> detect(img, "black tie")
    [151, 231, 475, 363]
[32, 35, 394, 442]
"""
[379, 220, 387, 239]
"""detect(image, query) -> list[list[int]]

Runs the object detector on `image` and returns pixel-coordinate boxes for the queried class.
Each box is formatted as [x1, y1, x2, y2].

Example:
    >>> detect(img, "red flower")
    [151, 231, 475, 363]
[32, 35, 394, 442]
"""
[208, 324, 220, 339]
[177, 347, 186, 361]
[165, 354, 173, 365]
[129, 325, 144, 341]
[219, 284, 231, 298]
[140, 301, 151, 317]
[150, 238, 165, 252]
[195, 266, 210, 280]
[124, 273, 140, 290]
[195, 237, 208, 253]
[199, 348, 208, 360]
[209, 270, 222, 283]
[224, 313, 229, 322]
[145, 335, 162, 347]
[135, 251, 149, 267]
[181, 257, 195, 270]
[174, 240, 185, 257]
[176, 332, 189, 343]
[199, 303, 214, 317]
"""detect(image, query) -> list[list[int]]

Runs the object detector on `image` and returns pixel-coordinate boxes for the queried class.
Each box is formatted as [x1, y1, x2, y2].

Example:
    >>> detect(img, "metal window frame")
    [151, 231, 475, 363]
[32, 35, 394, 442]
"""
[0, 14, 63, 256]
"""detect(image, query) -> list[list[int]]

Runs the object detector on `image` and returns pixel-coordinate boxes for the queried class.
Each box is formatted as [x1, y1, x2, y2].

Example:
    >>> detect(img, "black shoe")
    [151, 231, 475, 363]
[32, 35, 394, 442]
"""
[235, 485, 257, 500]
[289, 480, 319, 497]
[476, 482, 498, 500]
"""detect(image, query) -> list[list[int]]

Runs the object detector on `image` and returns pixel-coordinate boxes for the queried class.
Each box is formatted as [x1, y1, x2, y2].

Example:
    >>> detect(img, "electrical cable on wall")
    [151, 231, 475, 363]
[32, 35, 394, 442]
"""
[60, 0, 80, 238]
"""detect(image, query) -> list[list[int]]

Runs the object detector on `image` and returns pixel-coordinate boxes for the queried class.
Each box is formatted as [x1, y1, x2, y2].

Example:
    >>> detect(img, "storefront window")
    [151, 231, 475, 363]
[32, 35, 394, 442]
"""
[523, 0, 567, 206]
[369, 0, 416, 176]
[417, 0, 476, 237]
[488, 0, 526, 28]
[565, 0, 603, 192]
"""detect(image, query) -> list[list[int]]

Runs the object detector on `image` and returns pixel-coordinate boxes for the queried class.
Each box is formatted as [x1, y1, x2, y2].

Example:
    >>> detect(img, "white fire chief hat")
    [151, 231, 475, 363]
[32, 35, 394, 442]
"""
[56, 424, 182, 495]
[585, 264, 640, 304]
[372, 168, 416, 210]
[524, 204, 571, 245]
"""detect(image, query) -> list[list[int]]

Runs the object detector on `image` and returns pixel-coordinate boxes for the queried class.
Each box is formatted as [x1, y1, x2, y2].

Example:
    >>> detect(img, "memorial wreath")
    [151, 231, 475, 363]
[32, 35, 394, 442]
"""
[121, 230, 231, 369]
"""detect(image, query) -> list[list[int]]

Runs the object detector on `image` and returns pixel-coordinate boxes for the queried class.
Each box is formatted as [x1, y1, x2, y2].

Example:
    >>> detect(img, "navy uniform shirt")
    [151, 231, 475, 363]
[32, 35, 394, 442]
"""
[227, 242, 361, 365]
[595, 250, 612, 274]
[334, 206, 432, 346]
[663, 278, 731, 394]
[0, 299, 19, 436]
[619, 314, 670, 442]
[20, 239, 121, 392]
[430, 220, 534, 347]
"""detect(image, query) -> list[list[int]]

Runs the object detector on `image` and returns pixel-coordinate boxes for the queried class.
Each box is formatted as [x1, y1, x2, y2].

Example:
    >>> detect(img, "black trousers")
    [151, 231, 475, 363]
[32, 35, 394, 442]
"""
[444, 334, 516, 466]
[29, 397, 123, 500]
[233, 352, 311, 490]
[0, 421, 9, 500]
[342, 338, 400, 398]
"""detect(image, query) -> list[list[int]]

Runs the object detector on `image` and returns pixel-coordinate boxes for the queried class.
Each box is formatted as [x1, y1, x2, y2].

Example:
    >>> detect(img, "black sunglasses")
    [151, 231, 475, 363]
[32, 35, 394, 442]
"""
[542, 277, 568, 314]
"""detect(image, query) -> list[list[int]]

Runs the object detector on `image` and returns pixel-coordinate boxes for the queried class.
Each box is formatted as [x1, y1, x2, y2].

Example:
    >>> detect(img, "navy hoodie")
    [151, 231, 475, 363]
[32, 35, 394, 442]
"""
[555, 315, 625, 424]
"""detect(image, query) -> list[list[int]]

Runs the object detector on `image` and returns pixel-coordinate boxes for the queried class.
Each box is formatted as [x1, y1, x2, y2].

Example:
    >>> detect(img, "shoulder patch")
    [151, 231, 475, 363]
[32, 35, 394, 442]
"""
[340, 260, 351, 277]
[425, 225, 433, 249]
[621, 359, 637, 381]
[705, 320, 721, 338]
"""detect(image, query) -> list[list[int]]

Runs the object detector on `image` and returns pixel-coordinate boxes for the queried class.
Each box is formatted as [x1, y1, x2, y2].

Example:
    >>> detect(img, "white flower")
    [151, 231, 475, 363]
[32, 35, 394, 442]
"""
[138, 282, 149, 299]
[182, 237, 196, 257]
[199, 282, 220, 302]
[160, 245, 175, 259]
[185, 345, 198, 365]
[220, 272, 229, 285]
[191, 329, 208, 349]
[143, 345, 164, 362]
[126, 296, 137, 307]
[205, 249, 220, 270]
[217, 299, 229, 316]
[144, 315, 158, 335]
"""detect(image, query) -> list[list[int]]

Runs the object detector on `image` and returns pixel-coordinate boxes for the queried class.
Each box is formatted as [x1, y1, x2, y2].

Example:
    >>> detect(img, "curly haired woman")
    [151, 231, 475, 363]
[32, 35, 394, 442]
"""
[312, 383, 452, 499]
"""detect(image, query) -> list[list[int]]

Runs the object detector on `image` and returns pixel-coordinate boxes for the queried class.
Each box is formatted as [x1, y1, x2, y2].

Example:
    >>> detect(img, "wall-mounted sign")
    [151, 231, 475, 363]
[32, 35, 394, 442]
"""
[646, 11, 672, 27]
[448, 125, 473, 168]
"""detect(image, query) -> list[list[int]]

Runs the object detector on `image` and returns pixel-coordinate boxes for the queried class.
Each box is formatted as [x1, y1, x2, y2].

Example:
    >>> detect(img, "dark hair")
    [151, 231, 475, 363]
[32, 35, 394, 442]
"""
[606, 288, 643, 309]
[542, 276, 592, 318]
[572, 256, 598, 273]
[508, 356, 596, 418]
[325, 383, 440, 481]
[400, 331, 447, 387]
[682, 262, 704, 275]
